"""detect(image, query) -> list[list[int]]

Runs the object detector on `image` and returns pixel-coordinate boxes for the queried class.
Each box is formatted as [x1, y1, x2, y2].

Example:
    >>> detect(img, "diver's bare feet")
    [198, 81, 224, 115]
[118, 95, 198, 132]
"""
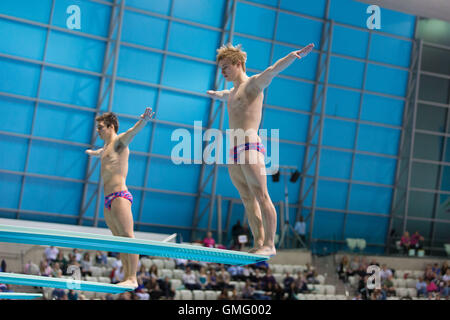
[117, 279, 138, 288]
[248, 247, 262, 254]
[253, 246, 276, 256]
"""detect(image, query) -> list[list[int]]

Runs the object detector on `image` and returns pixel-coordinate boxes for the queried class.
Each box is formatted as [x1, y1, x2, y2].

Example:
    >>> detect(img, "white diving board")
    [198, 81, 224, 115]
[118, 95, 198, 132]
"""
[0, 223, 269, 266]
[0, 292, 43, 300]
[0, 273, 134, 294]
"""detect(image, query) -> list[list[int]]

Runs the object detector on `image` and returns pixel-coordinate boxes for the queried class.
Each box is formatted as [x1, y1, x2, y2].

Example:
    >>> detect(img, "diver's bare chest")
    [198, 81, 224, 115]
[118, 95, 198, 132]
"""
[101, 141, 127, 163]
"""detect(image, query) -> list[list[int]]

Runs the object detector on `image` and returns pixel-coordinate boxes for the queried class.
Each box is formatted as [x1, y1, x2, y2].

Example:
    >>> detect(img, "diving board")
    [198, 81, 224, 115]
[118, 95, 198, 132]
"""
[0, 273, 134, 294]
[0, 292, 43, 300]
[0, 224, 269, 266]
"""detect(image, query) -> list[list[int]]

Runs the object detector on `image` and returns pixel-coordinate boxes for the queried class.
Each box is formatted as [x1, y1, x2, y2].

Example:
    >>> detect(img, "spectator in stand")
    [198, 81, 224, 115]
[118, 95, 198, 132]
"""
[231, 220, 244, 250]
[285, 282, 297, 300]
[0, 259, 6, 273]
[80, 252, 92, 277]
[112, 266, 125, 284]
[182, 266, 201, 290]
[54, 251, 68, 275]
[135, 287, 150, 300]
[217, 265, 234, 290]
[51, 262, 63, 278]
[238, 265, 250, 281]
[424, 264, 436, 282]
[51, 288, 67, 300]
[249, 268, 263, 286]
[443, 269, 450, 283]
[308, 270, 320, 284]
[380, 264, 393, 281]
[187, 260, 202, 271]
[272, 283, 284, 300]
[94, 251, 107, 266]
[137, 265, 151, 287]
[67, 252, 81, 276]
[416, 277, 427, 297]
[263, 281, 275, 300]
[227, 264, 237, 280]
[442, 269, 450, 298]
[149, 264, 159, 279]
[349, 256, 360, 276]
[359, 275, 373, 300]
[426, 279, 438, 295]
[39, 260, 52, 277]
[71, 249, 82, 263]
[68, 289, 78, 300]
[382, 275, 396, 297]
[146, 278, 163, 300]
[432, 263, 441, 276]
[242, 280, 255, 299]
[44, 246, 59, 264]
[202, 231, 216, 248]
[261, 268, 277, 291]
[337, 255, 350, 282]
[283, 272, 295, 294]
[206, 268, 220, 290]
[355, 264, 367, 278]
[294, 272, 309, 293]
[410, 231, 424, 250]
[173, 258, 187, 270]
[159, 276, 175, 299]
[400, 231, 411, 254]
[371, 289, 386, 300]
[0, 283, 12, 292]
[441, 261, 448, 277]
[197, 266, 208, 289]
[24, 260, 39, 275]
[216, 271, 226, 290]
[294, 216, 307, 248]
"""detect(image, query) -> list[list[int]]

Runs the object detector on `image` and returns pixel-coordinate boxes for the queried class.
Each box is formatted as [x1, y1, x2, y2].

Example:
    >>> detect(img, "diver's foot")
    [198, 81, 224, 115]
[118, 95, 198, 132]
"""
[253, 246, 276, 257]
[117, 279, 138, 288]
[248, 247, 262, 253]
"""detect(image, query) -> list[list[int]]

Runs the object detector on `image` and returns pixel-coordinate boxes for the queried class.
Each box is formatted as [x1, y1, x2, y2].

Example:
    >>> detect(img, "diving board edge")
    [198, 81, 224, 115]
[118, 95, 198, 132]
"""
[0, 224, 269, 266]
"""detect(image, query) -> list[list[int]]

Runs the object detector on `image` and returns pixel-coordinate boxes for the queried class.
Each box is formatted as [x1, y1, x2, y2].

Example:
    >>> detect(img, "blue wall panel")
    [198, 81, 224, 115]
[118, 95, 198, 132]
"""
[40, 68, 100, 107]
[0, 97, 34, 134]
[122, 11, 168, 49]
[235, 2, 276, 39]
[0, 0, 52, 23]
[46, 31, 106, 73]
[0, 19, 46, 61]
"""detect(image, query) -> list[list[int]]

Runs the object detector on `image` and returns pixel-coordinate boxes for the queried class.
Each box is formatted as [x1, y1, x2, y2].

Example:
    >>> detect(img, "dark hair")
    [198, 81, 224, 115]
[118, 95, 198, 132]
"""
[96, 112, 119, 133]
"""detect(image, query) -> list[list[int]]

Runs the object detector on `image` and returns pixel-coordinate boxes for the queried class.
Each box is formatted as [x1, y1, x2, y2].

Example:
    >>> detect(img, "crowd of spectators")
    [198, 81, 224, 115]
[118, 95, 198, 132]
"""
[2, 242, 325, 300]
[337, 255, 449, 300]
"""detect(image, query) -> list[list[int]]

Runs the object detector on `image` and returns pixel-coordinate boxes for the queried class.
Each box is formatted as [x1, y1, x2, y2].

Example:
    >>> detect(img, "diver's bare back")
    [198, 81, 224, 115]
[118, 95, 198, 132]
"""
[227, 76, 264, 143]
[100, 138, 130, 195]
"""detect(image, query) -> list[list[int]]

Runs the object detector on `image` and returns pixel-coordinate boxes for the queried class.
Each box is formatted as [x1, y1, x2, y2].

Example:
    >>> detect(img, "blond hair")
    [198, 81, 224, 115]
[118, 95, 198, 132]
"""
[216, 43, 247, 72]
